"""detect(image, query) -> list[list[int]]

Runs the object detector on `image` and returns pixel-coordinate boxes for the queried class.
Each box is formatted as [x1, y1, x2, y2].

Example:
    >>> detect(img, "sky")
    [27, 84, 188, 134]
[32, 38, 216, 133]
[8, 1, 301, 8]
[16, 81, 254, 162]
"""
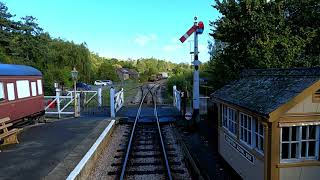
[3, 0, 220, 64]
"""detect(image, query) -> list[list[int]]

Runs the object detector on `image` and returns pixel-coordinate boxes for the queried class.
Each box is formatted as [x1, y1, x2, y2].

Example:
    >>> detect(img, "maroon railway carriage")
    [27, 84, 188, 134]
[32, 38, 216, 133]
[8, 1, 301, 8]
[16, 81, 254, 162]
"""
[0, 64, 45, 124]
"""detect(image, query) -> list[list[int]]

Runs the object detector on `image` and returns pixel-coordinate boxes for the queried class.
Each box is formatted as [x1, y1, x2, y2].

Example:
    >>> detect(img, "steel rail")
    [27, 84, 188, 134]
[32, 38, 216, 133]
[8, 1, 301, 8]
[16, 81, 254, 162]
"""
[119, 83, 158, 180]
[151, 88, 173, 180]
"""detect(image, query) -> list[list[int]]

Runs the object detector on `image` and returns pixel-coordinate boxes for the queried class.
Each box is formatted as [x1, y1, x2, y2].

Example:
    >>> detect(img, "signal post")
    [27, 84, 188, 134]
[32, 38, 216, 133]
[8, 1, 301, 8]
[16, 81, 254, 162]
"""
[180, 17, 204, 127]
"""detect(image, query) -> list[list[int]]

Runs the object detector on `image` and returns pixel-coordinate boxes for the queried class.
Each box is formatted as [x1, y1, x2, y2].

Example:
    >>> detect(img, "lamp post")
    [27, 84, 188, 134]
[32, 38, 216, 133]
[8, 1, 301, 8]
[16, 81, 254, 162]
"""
[71, 67, 79, 117]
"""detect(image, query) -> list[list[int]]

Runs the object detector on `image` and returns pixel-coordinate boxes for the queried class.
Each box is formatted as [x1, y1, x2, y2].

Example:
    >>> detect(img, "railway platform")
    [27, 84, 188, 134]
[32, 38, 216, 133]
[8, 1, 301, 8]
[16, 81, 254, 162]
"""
[0, 117, 112, 180]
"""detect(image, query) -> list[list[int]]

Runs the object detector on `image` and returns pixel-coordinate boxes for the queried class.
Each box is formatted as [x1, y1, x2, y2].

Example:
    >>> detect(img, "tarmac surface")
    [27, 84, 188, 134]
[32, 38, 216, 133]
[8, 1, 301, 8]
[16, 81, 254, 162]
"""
[0, 117, 111, 180]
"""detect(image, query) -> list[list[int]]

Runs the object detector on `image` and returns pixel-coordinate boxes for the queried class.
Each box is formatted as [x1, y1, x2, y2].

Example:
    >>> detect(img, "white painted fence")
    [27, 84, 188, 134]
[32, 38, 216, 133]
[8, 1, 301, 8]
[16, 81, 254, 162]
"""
[45, 88, 101, 118]
[67, 89, 101, 107]
[110, 88, 124, 118]
[173, 85, 181, 111]
[44, 89, 80, 118]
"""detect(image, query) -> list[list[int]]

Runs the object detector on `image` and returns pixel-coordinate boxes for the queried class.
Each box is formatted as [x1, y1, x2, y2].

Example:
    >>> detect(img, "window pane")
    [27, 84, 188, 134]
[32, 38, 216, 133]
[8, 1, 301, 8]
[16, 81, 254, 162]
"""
[7, 83, 15, 101]
[0, 82, 4, 100]
[282, 143, 289, 159]
[244, 130, 248, 141]
[37, 80, 43, 95]
[244, 117, 247, 127]
[16, 80, 30, 98]
[291, 143, 298, 158]
[241, 129, 244, 139]
[248, 118, 251, 130]
[309, 126, 316, 139]
[260, 137, 264, 151]
[248, 131, 251, 144]
[292, 127, 298, 141]
[282, 127, 289, 141]
[302, 126, 307, 140]
[301, 142, 306, 157]
[31, 82, 37, 96]
[259, 124, 264, 136]
[309, 141, 315, 157]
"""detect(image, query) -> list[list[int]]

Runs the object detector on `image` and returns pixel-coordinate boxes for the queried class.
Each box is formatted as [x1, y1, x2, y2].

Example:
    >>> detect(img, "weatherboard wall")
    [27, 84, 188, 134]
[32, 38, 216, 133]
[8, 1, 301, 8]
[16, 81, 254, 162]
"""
[279, 166, 320, 180]
[287, 95, 320, 113]
[218, 128, 264, 180]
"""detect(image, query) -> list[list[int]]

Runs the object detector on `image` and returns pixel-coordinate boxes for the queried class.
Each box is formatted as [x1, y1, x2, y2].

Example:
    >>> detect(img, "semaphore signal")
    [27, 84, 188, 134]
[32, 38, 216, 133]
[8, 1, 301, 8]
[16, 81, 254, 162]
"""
[179, 16, 204, 125]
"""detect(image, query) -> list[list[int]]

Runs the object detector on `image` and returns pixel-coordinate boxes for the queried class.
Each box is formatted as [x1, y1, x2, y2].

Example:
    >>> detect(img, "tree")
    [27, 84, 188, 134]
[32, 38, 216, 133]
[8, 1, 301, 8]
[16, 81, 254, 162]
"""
[207, 0, 320, 90]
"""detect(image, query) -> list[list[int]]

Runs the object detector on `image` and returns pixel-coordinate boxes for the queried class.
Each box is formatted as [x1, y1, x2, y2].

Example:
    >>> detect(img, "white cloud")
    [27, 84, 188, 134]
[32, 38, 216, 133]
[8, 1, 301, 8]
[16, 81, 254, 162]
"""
[162, 44, 181, 52]
[162, 36, 184, 53]
[133, 33, 157, 46]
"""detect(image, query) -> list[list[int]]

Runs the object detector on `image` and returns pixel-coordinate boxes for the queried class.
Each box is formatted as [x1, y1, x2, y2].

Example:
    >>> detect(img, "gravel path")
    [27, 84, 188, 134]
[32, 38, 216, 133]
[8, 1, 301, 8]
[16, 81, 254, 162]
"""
[88, 124, 130, 180]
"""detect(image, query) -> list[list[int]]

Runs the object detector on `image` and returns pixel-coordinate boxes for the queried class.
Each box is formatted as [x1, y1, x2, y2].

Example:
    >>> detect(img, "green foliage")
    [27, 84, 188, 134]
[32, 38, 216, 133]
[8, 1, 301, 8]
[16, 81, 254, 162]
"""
[167, 68, 192, 96]
[96, 61, 119, 81]
[208, 0, 320, 90]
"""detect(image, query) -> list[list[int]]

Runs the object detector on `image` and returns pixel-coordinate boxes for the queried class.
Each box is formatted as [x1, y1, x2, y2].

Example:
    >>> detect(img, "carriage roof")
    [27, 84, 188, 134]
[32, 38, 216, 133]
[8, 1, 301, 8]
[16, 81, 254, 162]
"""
[0, 64, 42, 76]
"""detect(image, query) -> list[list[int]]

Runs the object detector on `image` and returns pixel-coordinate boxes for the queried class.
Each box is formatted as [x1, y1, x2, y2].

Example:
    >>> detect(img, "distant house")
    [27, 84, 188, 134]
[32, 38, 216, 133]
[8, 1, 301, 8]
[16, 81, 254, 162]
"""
[116, 68, 139, 80]
[116, 68, 129, 81]
[126, 69, 139, 79]
[210, 68, 320, 180]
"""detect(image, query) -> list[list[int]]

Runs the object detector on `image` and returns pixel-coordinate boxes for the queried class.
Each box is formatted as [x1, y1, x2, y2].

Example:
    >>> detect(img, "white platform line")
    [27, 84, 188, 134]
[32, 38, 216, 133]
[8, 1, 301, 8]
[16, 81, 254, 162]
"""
[66, 119, 115, 180]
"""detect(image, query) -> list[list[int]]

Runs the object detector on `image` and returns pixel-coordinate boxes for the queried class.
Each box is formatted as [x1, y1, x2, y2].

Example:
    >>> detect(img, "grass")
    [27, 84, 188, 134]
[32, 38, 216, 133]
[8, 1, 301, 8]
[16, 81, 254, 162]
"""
[83, 79, 141, 107]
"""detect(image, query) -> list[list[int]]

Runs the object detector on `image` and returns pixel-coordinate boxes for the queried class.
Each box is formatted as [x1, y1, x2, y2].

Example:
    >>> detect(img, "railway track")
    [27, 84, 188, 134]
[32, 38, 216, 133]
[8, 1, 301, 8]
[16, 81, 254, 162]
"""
[107, 82, 187, 179]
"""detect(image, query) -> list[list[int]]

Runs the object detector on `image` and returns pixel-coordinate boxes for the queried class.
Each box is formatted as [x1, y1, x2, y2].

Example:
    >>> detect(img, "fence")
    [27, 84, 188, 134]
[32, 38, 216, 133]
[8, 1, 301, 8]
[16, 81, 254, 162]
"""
[173, 85, 181, 111]
[110, 88, 124, 118]
[173, 85, 209, 116]
[45, 88, 102, 118]
[44, 89, 80, 118]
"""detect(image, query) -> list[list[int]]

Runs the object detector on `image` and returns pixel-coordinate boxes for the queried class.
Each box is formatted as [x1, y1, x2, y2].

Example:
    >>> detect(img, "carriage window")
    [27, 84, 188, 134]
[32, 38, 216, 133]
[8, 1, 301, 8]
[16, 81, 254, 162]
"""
[31, 82, 37, 96]
[0, 82, 4, 101]
[7, 83, 15, 101]
[37, 80, 43, 95]
[16, 80, 30, 98]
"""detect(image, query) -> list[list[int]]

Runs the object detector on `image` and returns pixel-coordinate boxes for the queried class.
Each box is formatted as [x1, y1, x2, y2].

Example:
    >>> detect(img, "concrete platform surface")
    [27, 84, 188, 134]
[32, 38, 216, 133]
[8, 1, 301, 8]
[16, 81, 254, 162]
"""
[0, 117, 111, 180]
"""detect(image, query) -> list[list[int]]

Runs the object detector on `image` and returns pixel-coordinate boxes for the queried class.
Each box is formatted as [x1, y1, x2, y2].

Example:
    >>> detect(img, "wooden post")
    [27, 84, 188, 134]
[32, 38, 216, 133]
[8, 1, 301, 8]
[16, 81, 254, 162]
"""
[56, 88, 61, 119]
[98, 87, 102, 107]
[76, 93, 81, 117]
[110, 87, 115, 118]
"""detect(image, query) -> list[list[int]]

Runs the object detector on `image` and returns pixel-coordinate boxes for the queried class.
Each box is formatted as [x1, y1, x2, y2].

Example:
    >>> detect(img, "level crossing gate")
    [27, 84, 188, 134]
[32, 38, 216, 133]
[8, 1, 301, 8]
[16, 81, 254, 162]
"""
[45, 86, 125, 118]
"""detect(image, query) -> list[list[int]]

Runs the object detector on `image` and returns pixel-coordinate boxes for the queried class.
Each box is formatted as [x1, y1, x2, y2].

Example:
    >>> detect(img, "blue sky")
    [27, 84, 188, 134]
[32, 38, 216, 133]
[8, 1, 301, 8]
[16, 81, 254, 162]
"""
[3, 0, 220, 63]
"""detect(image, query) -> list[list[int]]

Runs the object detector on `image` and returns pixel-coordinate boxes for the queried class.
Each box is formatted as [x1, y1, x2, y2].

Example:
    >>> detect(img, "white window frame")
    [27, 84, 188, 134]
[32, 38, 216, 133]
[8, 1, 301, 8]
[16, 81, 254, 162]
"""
[37, 80, 43, 95]
[240, 113, 253, 147]
[222, 105, 237, 136]
[280, 125, 319, 163]
[0, 82, 4, 101]
[254, 120, 264, 154]
[31, 82, 37, 96]
[7, 83, 15, 101]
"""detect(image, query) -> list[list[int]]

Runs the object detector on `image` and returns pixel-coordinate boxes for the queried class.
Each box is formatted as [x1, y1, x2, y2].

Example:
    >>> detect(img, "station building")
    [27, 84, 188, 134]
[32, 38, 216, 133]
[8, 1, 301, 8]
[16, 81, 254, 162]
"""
[210, 68, 320, 180]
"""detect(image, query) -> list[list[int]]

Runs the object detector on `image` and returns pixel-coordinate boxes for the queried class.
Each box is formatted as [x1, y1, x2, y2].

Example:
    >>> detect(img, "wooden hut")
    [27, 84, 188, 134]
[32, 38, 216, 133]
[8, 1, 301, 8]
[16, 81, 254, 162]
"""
[210, 68, 320, 180]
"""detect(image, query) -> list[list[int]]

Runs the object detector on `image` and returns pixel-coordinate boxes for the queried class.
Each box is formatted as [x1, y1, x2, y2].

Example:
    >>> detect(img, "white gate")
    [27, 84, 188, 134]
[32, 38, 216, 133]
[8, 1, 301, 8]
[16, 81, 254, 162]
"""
[110, 88, 124, 118]
[45, 88, 101, 118]
[44, 89, 80, 118]
[173, 85, 181, 111]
